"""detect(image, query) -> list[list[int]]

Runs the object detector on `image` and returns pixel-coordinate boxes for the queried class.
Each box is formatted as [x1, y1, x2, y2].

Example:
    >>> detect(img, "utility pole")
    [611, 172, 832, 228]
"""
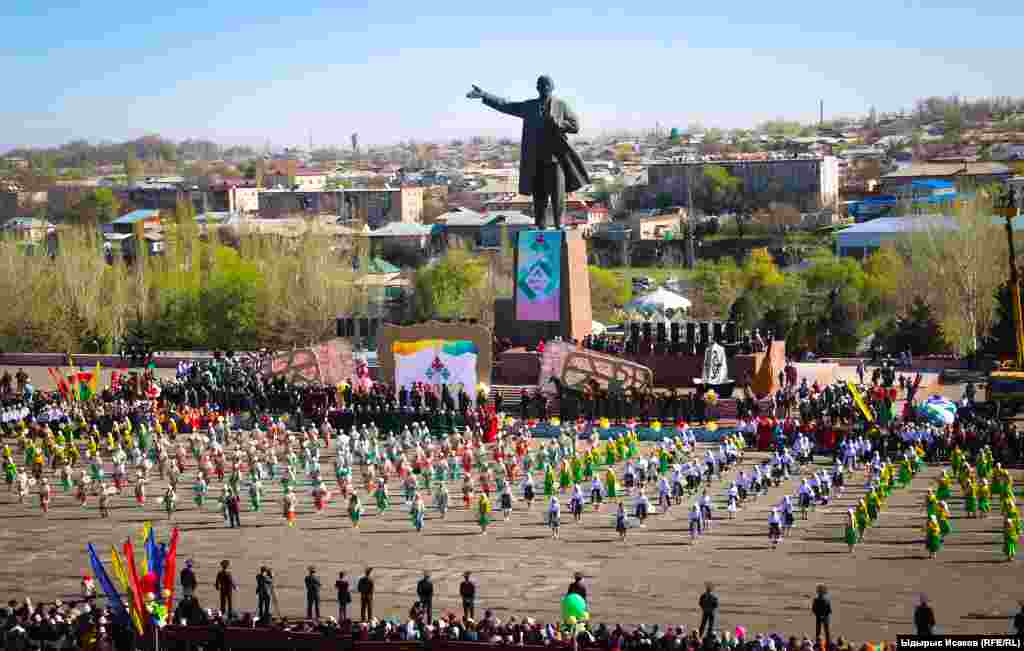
[819, 100, 824, 126]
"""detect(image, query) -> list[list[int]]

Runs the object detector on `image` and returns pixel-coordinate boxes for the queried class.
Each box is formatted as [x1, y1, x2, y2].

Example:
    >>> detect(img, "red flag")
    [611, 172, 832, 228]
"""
[111, 370, 121, 392]
[162, 528, 179, 612]
[123, 541, 146, 632]
[47, 368, 69, 397]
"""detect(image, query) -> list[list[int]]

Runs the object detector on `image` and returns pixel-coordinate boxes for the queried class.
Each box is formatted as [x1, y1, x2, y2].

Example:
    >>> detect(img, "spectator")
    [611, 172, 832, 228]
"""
[914, 594, 935, 636]
[460, 572, 476, 621]
[698, 583, 718, 639]
[305, 566, 321, 620]
[335, 571, 351, 622]
[180, 559, 197, 599]
[214, 560, 236, 620]
[358, 568, 374, 622]
[568, 572, 587, 602]
[256, 567, 273, 621]
[812, 584, 832, 645]
[417, 571, 434, 623]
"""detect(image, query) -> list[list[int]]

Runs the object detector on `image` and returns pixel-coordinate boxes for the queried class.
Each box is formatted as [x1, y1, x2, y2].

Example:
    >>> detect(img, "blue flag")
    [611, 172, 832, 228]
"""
[145, 527, 158, 576]
[87, 544, 129, 625]
[153, 543, 167, 590]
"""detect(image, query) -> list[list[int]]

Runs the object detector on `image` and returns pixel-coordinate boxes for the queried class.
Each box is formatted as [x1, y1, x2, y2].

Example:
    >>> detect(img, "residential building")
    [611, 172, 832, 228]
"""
[645, 157, 840, 212]
[880, 162, 1011, 194]
[258, 187, 423, 227]
[204, 182, 260, 214]
[264, 169, 328, 191]
[102, 209, 164, 260]
[626, 209, 687, 240]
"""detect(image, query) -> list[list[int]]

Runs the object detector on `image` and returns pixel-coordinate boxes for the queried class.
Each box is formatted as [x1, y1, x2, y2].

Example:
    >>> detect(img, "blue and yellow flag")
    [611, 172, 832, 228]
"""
[87, 544, 129, 626]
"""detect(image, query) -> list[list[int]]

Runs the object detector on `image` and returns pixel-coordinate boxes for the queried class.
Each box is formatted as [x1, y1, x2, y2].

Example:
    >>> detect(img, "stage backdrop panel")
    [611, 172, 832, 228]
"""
[377, 321, 494, 401]
[393, 339, 478, 397]
[515, 230, 563, 322]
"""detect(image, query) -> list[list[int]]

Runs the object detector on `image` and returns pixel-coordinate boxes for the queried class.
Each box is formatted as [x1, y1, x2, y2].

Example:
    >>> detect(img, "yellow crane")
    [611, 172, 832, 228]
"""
[987, 186, 1024, 416]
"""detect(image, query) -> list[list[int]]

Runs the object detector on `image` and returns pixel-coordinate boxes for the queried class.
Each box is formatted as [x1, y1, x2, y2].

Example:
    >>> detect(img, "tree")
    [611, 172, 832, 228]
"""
[413, 249, 487, 320]
[875, 297, 948, 355]
[694, 165, 742, 215]
[862, 246, 904, 313]
[70, 188, 121, 226]
[589, 267, 630, 321]
[125, 153, 143, 186]
[903, 196, 1006, 354]
[985, 281, 1019, 361]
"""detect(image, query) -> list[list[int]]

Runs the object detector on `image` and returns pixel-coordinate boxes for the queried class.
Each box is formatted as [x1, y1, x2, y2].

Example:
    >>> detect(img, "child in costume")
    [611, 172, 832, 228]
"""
[500, 482, 513, 521]
[965, 477, 978, 518]
[768, 508, 782, 549]
[605, 468, 618, 499]
[936, 470, 952, 501]
[522, 475, 535, 510]
[615, 501, 628, 542]
[163, 486, 177, 519]
[283, 487, 297, 527]
[978, 480, 992, 518]
[937, 501, 952, 539]
[845, 508, 858, 552]
[478, 493, 492, 535]
[249, 481, 263, 512]
[39, 477, 52, 513]
[1004, 515, 1019, 561]
[925, 515, 942, 559]
[375, 478, 390, 514]
[435, 483, 449, 519]
[194, 477, 208, 509]
[348, 493, 362, 529]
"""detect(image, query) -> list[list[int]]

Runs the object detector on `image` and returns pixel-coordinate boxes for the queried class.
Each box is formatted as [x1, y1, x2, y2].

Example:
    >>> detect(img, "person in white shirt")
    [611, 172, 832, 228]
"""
[634, 489, 650, 527]
[548, 496, 561, 539]
[689, 503, 702, 541]
[727, 483, 739, 518]
[657, 476, 672, 512]
[769, 508, 783, 549]
[699, 490, 713, 532]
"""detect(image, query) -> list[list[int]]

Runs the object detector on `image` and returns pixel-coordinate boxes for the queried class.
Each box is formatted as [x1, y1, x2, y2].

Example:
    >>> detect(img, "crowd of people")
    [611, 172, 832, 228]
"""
[0, 352, 1022, 650]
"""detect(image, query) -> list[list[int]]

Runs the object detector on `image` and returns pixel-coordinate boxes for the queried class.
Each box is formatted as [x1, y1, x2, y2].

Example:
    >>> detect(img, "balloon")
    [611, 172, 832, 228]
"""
[581, 612, 591, 621]
[561, 593, 587, 621]
[140, 572, 158, 596]
[566, 616, 577, 626]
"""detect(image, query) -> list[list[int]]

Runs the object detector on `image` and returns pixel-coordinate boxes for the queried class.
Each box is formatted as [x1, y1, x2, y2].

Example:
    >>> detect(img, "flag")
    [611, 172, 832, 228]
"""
[68, 371, 80, 403]
[140, 522, 152, 571]
[162, 528, 180, 612]
[110, 370, 121, 392]
[47, 368, 69, 398]
[76, 371, 95, 401]
[90, 361, 100, 398]
[122, 542, 147, 635]
[145, 526, 159, 576]
[847, 381, 875, 423]
[87, 544, 130, 627]
[111, 547, 144, 635]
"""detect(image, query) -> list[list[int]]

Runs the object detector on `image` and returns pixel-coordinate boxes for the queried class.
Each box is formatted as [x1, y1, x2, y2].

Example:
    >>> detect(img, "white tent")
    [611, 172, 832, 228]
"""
[625, 287, 692, 314]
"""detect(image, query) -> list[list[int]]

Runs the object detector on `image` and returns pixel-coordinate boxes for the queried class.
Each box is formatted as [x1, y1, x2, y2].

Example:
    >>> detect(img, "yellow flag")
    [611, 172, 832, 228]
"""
[110, 548, 144, 635]
[846, 381, 875, 423]
[139, 522, 151, 570]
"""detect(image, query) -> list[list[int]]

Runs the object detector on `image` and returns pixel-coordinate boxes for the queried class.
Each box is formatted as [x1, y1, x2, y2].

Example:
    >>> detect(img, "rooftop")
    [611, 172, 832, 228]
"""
[882, 162, 1011, 179]
[366, 222, 434, 237]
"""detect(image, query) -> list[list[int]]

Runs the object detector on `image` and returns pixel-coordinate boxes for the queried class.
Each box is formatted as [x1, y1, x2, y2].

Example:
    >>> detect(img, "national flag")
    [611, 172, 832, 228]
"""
[76, 371, 95, 401]
[111, 548, 144, 635]
[162, 528, 180, 612]
[87, 544, 130, 627]
[139, 522, 152, 570]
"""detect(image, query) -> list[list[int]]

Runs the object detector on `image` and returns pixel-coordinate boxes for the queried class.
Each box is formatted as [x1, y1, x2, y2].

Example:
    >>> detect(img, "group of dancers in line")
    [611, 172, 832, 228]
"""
[3, 410, 1019, 557]
[921, 445, 1021, 561]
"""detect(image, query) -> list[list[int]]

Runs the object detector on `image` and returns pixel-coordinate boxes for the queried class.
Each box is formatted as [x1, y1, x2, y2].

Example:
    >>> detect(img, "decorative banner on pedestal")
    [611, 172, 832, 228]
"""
[538, 341, 654, 396]
[515, 229, 563, 322]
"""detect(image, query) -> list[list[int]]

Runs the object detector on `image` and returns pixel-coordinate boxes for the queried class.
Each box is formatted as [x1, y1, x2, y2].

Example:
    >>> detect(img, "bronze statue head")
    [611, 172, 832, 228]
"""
[536, 75, 554, 99]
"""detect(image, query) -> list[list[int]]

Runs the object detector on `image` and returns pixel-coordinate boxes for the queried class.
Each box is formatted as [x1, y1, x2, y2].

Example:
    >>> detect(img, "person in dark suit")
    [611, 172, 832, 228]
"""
[358, 568, 374, 622]
[256, 567, 273, 621]
[698, 583, 718, 639]
[214, 560, 236, 619]
[460, 572, 477, 621]
[914, 594, 936, 636]
[416, 571, 434, 623]
[305, 566, 321, 620]
[467, 76, 590, 229]
[335, 571, 351, 622]
[812, 584, 832, 644]
[180, 560, 197, 599]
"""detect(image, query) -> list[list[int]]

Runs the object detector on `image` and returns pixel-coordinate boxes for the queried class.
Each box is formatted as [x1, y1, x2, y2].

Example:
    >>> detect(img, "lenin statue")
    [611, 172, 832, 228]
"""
[467, 76, 590, 229]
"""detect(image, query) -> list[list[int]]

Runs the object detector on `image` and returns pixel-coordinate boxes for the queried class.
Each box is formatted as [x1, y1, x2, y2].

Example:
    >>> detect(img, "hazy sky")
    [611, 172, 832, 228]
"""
[1, 0, 1020, 149]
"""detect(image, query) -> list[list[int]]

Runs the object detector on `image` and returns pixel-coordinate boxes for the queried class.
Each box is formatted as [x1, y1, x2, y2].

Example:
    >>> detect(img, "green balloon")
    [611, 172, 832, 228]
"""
[561, 593, 587, 621]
